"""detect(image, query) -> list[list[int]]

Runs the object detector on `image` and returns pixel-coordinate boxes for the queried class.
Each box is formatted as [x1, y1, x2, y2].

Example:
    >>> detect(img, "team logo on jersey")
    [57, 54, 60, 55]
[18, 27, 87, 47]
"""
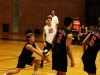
[48, 28, 53, 33]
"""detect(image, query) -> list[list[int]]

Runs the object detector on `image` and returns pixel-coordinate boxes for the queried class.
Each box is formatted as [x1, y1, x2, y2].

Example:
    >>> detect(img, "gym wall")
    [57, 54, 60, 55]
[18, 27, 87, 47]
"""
[0, 0, 85, 33]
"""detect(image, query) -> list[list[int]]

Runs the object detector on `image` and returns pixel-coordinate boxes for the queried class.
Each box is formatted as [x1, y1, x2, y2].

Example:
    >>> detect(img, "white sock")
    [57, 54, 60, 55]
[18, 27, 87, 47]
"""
[3, 73, 6, 75]
[33, 71, 37, 74]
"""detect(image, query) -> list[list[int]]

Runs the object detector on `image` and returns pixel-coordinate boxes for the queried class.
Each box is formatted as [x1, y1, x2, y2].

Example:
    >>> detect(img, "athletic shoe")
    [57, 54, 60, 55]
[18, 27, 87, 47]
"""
[3, 73, 6, 75]
[32, 73, 38, 75]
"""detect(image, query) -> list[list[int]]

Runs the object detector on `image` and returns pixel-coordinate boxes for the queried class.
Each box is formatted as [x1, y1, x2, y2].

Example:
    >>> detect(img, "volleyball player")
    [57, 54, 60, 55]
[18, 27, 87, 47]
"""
[52, 17, 75, 75]
[39, 16, 57, 68]
[3, 33, 49, 75]
[82, 29, 100, 75]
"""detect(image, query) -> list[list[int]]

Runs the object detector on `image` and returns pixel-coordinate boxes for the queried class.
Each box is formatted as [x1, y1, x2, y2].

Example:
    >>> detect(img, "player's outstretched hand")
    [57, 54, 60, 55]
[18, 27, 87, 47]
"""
[42, 56, 50, 63]
[45, 57, 50, 63]
[70, 60, 75, 67]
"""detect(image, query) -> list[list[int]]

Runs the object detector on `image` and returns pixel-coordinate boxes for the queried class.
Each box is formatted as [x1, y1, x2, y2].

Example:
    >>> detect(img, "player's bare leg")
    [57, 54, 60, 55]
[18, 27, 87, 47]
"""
[31, 58, 40, 75]
[3, 68, 21, 75]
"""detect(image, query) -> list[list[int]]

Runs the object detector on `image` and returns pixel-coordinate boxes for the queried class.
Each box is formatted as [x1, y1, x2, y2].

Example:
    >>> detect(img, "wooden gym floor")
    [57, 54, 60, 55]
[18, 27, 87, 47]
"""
[0, 34, 100, 75]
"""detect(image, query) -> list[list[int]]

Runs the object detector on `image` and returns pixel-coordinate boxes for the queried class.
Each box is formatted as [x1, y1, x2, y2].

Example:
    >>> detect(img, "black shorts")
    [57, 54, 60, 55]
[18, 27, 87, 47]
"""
[43, 41, 52, 51]
[16, 57, 35, 68]
[52, 54, 67, 72]
[82, 59, 96, 74]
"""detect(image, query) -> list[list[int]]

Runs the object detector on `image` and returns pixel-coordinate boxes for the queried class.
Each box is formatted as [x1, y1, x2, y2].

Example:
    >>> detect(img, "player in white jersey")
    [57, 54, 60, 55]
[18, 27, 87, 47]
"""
[39, 16, 57, 68]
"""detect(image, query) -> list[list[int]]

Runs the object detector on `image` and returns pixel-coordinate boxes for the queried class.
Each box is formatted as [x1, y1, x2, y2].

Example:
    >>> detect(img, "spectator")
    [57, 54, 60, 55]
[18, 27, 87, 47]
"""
[77, 24, 88, 44]
[48, 10, 59, 26]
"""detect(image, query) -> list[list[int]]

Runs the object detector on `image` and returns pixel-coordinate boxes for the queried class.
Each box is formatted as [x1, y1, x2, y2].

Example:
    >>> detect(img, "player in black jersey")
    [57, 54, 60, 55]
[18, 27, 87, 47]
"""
[3, 33, 49, 75]
[82, 29, 100, 75]
[52, 17, 75, 75]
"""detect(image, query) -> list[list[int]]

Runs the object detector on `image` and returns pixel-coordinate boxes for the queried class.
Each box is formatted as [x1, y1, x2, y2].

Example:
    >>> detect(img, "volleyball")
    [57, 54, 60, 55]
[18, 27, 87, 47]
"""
[43, 49, 50, 56]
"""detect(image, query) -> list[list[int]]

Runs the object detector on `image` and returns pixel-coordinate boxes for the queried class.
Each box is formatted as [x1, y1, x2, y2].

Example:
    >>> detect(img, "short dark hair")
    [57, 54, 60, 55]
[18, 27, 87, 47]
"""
[26, 33, 34, 41]
[46, 16, 52, 20]
[81, 23, 85, 26]
[51, 10, 54, 13]
[64, 17, 73, 26]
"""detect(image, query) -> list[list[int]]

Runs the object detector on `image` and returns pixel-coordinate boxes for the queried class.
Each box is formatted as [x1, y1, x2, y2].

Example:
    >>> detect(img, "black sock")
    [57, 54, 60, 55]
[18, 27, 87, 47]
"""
[40, 60, 44, 66]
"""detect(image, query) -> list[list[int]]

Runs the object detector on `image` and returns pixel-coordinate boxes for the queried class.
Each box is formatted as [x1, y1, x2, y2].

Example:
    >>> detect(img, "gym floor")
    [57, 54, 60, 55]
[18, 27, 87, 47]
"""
[0, 34, 100, 75]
